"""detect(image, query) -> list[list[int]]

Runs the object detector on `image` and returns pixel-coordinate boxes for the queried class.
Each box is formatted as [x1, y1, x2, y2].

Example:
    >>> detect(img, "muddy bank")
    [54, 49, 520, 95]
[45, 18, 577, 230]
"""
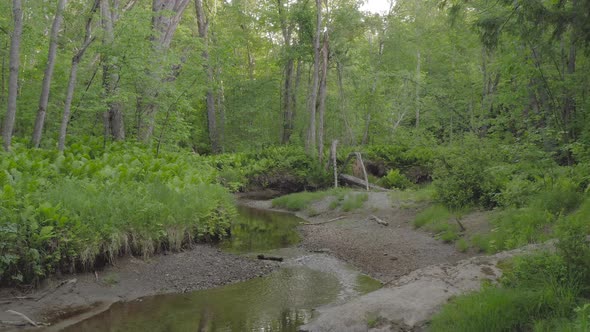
[244, 192, 469, 282]
[0, 245, 276, 330]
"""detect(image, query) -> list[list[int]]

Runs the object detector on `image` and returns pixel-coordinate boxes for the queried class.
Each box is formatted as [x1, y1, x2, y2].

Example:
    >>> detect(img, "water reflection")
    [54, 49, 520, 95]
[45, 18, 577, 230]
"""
[221, 206, 302, 254]
[63, 267, 340, 332]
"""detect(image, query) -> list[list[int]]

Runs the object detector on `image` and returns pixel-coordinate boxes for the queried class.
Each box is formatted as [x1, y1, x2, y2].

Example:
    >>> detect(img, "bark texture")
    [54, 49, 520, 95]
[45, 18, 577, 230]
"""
[32, 0, 67, 148]
[58, 0, 99, 152]
[2, 0, 23, 152]
[195, 0, 220, 153]
[306, 0, 322, 157]
[137, 0, 190, 143]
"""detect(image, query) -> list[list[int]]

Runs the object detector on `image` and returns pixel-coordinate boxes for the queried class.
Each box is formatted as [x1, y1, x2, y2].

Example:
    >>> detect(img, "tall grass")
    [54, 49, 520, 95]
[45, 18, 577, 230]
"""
[0, 143, 236, 285]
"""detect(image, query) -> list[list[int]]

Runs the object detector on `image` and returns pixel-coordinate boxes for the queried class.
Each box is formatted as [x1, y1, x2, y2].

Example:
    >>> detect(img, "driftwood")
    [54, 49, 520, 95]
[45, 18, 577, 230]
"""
[35, 278, 77, 302]
[369, 215, 389, 226]
[455, 217, 466, 232]
[301, 216, 345, 226]
[5, 310, 39, 327]
[339, 174, 389, 191]
[338, 152, 370, 190]
[257, 255, 283, 262]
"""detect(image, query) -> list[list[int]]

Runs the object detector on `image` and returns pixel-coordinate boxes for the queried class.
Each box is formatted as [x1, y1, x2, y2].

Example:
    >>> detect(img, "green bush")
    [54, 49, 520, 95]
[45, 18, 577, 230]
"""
[381, 169, 412, 189]
[432, 136, 503, 210]
[0, 143, 235, 285]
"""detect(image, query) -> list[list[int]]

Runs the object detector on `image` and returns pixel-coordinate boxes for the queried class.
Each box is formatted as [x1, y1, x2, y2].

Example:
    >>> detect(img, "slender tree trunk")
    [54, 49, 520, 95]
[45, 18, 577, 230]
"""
[100, 0, 125, 141]
[31, 0, 67, 148]
[195, 0, 219, 153]
[138, 0, 190, 143]
[415, 49, 420, 128]
[336, 61, 354, 145]
[2, 0, 23, 152]
[306, 0, 322, 157]
[217, 74, 225, 152]
[562, 36, 576, 141]
[277, 0, 296, 144]
[58, 0, 98, 152]
[317, 33, 329, 164]
[281, 58, 294, 143]
[0, 40, 7, 107]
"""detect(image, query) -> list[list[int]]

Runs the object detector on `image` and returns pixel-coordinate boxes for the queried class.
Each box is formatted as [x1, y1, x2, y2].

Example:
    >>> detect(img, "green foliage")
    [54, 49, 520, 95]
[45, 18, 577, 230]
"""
[413, 204, 451, 229]
[433, 136, 502, 210]
[271, 189, 367, 212]
[0, 143, 235, 285]
[381, 169, 412, 190]
[364, 131, 438, 184]
[431, 217, 590, 331]
[456, 238, 469, 252]
[413, 204, 460, 243]
[271, 189, 346, 211]
[341, 192, 369, 212]
[208, 146, 329, 193]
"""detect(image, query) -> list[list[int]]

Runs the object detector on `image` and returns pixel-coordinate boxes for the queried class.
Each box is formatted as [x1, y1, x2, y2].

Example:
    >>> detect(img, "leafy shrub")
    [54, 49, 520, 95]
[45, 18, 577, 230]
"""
[0, 143, 235, 285]
[381, 169, 412, 189]
[432, 136, 502, 210]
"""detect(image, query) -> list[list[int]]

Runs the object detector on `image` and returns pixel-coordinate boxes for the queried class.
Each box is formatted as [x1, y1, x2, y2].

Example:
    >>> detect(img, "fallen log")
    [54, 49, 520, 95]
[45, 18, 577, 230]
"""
[257, 255, 283, 262]
[6, 310, 39, 327]
[369, 215, 389, 226]
[339, 174, 389, 191]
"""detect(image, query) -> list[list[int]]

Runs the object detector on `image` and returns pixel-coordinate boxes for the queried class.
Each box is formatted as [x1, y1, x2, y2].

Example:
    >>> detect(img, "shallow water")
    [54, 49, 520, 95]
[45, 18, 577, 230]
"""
[221, 205, 302, 254]
[61, 206, 381, 331]
[63, 267, 340, 332]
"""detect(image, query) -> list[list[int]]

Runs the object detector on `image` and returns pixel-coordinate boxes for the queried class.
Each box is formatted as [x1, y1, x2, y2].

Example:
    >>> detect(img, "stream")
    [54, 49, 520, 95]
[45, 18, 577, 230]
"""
[61, 205, 381, 331]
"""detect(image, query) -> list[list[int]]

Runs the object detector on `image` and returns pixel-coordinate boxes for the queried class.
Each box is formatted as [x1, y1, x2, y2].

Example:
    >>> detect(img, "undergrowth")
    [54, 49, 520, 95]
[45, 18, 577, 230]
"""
[0, 140, 330, 285]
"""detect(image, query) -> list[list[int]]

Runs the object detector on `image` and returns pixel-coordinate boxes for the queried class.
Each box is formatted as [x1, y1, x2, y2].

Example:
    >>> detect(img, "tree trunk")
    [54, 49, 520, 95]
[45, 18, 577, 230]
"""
[217, 74, 225, 152]
[336, 61, 354, 145]
[58, 0, 98, 152]
[277, 0, 296, 144]
[317, 33, 329, 164]
[138, 0, 190, 143]
[2, 0, 23, 152]
[195, 0, 219, 153]
[306, 0, 322, 157]
[100, 0, 125, 141]
[0, 40, 7, 107]
[31, 0, 67, 148]
[415, 49, 421, 128]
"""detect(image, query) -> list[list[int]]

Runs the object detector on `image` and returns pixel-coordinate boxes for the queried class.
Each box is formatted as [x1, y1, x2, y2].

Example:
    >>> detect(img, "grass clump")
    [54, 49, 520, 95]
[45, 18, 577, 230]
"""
[430, 223, 590, 332]
[413, 204, 451, 228]
[342, 192, 369, 212]
[272, 189, 368, 213]
[271, 189, 345, 211]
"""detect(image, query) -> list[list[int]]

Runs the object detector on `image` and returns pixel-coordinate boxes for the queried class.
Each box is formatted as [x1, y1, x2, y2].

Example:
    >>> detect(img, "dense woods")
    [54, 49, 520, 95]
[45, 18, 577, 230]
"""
[0, 0, 588, 154]
[1, 0, 590, 330]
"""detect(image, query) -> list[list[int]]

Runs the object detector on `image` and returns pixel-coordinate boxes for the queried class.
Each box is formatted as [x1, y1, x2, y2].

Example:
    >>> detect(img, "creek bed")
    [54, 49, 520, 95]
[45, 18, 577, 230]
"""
[61, 205, 381, 331]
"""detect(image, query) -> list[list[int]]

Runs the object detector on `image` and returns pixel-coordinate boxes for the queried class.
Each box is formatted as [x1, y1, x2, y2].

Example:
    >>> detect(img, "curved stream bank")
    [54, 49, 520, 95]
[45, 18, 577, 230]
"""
[34, 205, 381, 331]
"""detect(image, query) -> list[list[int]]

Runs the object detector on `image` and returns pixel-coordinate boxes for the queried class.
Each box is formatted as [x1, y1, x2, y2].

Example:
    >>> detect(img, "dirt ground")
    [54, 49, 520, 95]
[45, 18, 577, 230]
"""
[246, 191, 471, 282]
[0, 245, 276, 331]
